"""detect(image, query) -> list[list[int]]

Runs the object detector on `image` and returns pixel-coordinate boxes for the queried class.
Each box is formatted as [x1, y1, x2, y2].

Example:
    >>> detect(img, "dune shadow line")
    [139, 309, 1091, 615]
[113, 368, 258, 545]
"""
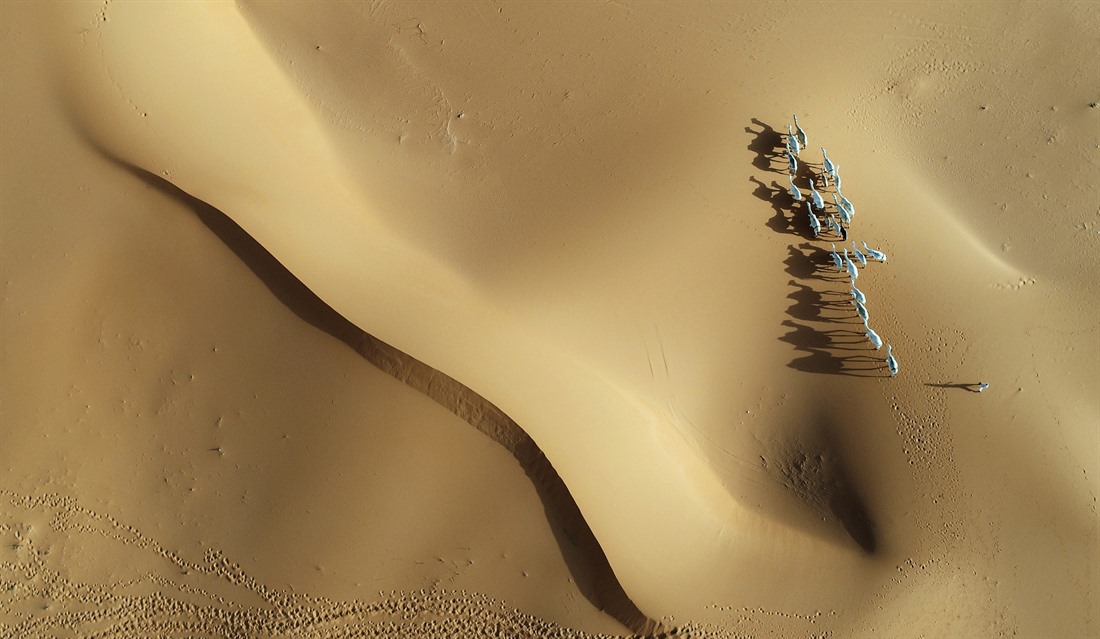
[110, 160, 661, 636]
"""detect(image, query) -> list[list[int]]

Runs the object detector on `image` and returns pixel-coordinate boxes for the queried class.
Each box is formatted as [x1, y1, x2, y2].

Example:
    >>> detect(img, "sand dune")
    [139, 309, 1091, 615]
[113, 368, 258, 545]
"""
[2, 1, 1097, 637]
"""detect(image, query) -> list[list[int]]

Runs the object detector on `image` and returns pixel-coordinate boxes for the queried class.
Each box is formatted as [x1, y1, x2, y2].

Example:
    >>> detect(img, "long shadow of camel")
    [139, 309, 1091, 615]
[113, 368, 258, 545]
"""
[752, 118, 886, 378]
[779, 320, 883, 377]
[750, 175, 828, 243]
[102, 156, 661, 635]
[746, 118, 785, 174]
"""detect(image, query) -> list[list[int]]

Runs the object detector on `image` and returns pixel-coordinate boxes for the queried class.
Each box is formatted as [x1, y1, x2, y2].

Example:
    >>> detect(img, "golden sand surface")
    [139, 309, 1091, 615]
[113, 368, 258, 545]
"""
[2, 1, 1097, 637]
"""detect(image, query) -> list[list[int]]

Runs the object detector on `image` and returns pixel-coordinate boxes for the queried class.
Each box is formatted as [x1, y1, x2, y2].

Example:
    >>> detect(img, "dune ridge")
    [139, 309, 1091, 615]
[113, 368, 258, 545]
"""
[2, 0, 1097, 636]
[51, 0, 882, 619]
[105, 159, 660, 633]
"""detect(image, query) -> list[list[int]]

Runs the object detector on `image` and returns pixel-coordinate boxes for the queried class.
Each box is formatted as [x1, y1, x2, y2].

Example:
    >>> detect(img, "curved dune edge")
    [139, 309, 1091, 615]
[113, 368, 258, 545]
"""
[20, 1, 1096, 635]
[357, 335, 657, 634]
[105, 161, 660, 633]
[49, 0, 870, 618]
[121, 150, 872, 630]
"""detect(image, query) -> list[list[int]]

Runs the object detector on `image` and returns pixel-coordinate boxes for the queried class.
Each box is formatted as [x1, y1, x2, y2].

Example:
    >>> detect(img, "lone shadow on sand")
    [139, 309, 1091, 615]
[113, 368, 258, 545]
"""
[926, 382, 985, 393]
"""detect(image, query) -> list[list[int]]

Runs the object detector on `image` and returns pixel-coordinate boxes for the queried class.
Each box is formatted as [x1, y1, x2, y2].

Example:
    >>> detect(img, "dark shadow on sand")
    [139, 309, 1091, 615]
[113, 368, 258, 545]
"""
[746, 118, 785, 174]
[748, 123, 880, 552]
[780, 320, 884, 377]
[926, 382, 984, 393]
[751, 175, 806, 239]
[103, 156, 661, 635]
[750, 119, 883, 378]
[816, 418, 878, 554]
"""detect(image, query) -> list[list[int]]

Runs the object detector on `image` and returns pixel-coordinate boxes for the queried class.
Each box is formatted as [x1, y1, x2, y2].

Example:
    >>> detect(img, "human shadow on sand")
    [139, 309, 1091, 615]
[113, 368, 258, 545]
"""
[926, 382, 986, 393]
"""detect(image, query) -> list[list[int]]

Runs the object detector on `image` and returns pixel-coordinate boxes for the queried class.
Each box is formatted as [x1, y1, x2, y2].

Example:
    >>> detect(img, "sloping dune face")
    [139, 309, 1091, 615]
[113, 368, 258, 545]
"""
[2, 1, 1098, 637]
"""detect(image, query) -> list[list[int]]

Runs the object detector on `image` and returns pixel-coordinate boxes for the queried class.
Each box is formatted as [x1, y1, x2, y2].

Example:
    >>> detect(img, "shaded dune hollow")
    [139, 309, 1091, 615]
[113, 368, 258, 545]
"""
[115, 159, 662, 636]
[764, 420, 878, 555]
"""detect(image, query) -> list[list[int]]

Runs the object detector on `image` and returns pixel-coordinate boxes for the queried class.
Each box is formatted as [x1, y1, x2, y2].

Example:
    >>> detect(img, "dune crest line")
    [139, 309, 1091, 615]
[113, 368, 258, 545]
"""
[115, 159, 660, 634]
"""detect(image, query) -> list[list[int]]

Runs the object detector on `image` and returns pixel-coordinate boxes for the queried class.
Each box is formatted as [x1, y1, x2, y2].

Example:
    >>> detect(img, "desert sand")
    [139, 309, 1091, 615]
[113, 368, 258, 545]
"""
[2, 1, 1097, 637]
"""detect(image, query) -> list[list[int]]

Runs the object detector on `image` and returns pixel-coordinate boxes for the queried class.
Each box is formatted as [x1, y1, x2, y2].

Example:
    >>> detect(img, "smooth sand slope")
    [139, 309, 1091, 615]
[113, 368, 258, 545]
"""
[2, 1, 1098, 637]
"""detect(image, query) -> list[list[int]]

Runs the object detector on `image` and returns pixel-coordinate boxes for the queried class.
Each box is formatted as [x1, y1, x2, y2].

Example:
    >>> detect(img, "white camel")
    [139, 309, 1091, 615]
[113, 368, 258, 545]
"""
[837, 189, 856, 218]
[834, 194, 852, 225]
[851, 241, 868, 267]
[851, 281, 866, 305]
[809, 181, 825, 210]
[793, 114, 808, 148]
[861, 241, 887, 262]
[886, 344, 899, 376]
[854, 299, 869, 324]
[865, 325, 883, 349]
[821, 147, 835, 177]
[788, 124, 802, 155]
[845, 248, 859, 280]
[789, 175, 803, 201]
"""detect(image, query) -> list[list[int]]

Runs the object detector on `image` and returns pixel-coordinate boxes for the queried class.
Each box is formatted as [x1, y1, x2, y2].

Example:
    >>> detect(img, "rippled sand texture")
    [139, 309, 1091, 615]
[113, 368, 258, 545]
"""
[2, 1, 1098, 637]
